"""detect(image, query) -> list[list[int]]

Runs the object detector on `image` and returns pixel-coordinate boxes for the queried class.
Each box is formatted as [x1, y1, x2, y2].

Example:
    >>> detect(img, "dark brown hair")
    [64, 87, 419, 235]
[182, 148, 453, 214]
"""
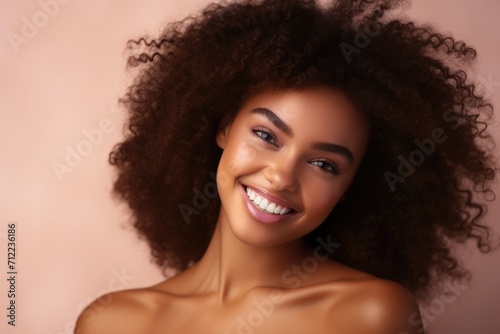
[109, 0, 499, 302]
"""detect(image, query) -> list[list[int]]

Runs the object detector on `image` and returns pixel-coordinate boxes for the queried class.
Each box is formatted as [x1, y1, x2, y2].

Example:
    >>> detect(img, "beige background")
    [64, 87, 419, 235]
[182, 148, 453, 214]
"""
[0, 0, 499, 333]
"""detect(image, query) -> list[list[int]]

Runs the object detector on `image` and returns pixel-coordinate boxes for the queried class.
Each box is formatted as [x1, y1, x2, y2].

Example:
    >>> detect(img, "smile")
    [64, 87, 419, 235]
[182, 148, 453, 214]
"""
[245, 186, 292, 215]
[239, 183, 297, 225]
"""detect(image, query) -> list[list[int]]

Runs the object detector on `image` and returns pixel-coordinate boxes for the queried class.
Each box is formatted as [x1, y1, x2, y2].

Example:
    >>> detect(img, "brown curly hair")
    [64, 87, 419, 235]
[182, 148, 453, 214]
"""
[108, 0, 499, 302]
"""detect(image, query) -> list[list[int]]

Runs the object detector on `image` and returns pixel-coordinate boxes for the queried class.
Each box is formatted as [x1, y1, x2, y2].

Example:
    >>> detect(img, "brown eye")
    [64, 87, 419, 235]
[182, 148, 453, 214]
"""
[311, 159, 340, 175]
[251, 127, 278, 146]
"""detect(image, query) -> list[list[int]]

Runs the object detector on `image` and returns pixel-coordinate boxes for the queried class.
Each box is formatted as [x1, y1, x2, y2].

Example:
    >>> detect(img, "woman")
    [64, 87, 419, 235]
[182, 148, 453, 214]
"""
[75, 0, 498, 333]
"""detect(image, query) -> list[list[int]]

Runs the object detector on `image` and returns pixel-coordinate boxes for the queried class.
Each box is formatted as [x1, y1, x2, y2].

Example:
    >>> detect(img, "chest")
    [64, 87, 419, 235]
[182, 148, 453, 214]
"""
[147, 290, 336, 334]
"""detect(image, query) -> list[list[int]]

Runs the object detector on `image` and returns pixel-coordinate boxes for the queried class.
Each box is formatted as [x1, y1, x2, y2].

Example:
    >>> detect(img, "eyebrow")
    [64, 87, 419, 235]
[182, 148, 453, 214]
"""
[250, 107, 354, 164]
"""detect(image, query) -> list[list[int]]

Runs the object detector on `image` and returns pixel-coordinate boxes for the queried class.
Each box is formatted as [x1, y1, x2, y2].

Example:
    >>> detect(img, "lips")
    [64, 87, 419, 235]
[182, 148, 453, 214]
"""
[246, 184, 299, 211]
[239, 183, 298, 224]
[245, 186, 292, 215]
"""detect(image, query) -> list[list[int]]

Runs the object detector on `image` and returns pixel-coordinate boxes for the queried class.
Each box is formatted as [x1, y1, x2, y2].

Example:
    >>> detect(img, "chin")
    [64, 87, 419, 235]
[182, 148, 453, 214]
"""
[226, 216, 303, 249]
[229, 219, 279, 247]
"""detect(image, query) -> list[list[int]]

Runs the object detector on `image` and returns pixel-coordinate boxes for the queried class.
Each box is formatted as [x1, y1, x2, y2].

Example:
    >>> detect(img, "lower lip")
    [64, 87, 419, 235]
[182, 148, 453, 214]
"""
[239, 183, 296, 224]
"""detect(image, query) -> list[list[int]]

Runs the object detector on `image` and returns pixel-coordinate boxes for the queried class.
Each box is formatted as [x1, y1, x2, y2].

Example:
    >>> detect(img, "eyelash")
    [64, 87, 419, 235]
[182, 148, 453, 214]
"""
[252, 126, 278, 145]
[250, 126, 341, 175]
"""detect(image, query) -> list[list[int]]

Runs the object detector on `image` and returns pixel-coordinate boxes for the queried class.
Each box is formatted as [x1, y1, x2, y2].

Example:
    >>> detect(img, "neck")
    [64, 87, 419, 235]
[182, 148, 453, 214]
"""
[187, 208, 311, 305]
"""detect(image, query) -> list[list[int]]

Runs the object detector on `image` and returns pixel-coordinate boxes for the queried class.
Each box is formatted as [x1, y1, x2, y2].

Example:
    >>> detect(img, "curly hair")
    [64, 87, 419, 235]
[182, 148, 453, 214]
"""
[108, 0, 499, 302]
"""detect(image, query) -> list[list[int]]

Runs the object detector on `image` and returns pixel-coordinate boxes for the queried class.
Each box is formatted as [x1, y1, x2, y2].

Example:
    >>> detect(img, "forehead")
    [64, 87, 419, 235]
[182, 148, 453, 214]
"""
[239, 86, 369, 136]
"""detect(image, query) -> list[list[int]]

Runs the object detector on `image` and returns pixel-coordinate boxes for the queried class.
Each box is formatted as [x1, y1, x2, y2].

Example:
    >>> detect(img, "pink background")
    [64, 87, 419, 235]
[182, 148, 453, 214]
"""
[1, 0, 499, 333]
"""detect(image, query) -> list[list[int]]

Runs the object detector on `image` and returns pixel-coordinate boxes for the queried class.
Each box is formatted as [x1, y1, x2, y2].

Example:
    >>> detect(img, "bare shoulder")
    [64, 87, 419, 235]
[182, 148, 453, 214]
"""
[74, 286, 172, 334]
[327, 275, 423, 334]
[282, 257, 423, 333]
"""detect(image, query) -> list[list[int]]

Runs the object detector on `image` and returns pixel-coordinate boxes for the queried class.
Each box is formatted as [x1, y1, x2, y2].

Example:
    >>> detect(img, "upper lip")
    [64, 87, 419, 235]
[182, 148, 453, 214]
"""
[242, 183, 299, 212]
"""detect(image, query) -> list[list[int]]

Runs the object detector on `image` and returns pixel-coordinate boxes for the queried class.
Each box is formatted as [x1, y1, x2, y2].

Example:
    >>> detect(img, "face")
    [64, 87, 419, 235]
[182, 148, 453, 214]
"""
[215, 85, 369, 247]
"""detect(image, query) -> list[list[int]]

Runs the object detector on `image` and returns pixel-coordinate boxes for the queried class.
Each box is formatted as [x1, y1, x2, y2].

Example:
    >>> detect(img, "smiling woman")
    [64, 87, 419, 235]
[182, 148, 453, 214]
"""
[74, 0, 498, 333]
[214, 87, 369, 247]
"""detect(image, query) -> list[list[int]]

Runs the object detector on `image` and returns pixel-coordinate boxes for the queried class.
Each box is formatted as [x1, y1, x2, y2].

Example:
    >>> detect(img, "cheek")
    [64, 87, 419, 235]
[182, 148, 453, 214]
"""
[234, 140, 259, 164]
[305, 184, 341, 216]
[216, 137, 259, 189]
[225, 140, 258, 173]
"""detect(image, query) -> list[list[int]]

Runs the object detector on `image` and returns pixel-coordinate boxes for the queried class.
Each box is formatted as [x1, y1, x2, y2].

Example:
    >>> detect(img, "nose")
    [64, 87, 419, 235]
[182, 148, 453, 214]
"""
[264, 154, 299, 192]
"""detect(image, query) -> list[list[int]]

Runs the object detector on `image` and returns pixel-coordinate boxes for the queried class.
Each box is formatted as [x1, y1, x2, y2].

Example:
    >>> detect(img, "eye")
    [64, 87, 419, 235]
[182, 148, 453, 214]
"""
[311, 159, 340, 175]
[251, 127, 278, 146]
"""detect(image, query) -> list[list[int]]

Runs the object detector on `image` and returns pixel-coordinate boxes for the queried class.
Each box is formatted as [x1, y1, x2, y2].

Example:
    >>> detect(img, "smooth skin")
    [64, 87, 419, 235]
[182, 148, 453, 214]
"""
[75, 86, 423, 334]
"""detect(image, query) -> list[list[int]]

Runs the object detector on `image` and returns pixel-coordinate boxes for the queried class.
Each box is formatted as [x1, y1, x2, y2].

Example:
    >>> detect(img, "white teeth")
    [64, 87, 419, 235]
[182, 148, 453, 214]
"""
[246, 186, 256, 200]
[266, 203, 276, 214]
[254, 195, 262, 205]
[259, 198, 268, 209]
[244, 186, 292, 215]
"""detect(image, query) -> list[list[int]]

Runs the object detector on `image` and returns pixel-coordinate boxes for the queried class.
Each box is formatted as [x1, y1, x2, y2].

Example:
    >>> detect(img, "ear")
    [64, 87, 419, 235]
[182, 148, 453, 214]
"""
[215, 114, 233, 150]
